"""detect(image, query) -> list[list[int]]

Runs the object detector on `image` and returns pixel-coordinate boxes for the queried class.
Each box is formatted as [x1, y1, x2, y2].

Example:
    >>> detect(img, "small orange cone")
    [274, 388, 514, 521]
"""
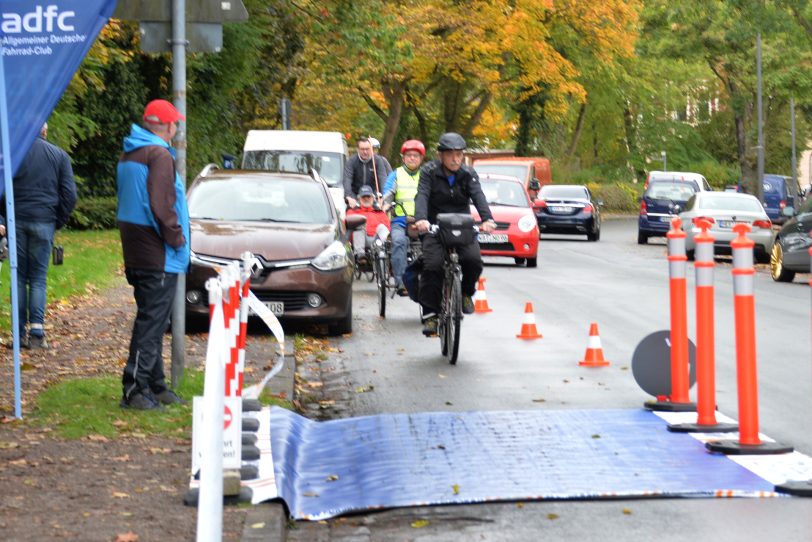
[516, 302, 542, 339]
[474, 277, 493, 313]
[579, 323, 610, 366]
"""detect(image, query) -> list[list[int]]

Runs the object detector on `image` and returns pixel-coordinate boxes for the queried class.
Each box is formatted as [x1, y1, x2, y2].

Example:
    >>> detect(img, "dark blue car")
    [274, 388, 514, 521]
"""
[638, 173, 711, 244]
[762, 174, 801, 225]
[534, 184, 602, 241]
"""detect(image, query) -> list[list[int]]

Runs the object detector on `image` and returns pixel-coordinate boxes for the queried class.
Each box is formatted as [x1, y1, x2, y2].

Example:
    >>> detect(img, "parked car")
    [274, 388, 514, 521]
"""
[185, 167, 354, 335]
[762, 174, 801, 225]
[770, 197, 812, 282]
[471, 174, 539, 267]
[638, 173, 713, 244]
[533, 184, 602, 241]
[678, 192, 773, 263]
[473, 157, 552, 197]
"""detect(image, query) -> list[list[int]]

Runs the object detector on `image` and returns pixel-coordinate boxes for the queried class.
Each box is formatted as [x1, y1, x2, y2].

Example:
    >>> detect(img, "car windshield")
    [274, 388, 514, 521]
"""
[539, 185, 588, 199]
[646, 181, 695, 201]
[475, 163, 529, 180]
[697, 195, 764, 213]
[481, 181, 528, 207]
[242, 150, 343, 187]
[188, 176, 332, 224]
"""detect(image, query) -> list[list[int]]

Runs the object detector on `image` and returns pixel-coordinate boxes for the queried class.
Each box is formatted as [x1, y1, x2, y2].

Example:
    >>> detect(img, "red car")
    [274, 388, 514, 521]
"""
[471, 174, 540, 267]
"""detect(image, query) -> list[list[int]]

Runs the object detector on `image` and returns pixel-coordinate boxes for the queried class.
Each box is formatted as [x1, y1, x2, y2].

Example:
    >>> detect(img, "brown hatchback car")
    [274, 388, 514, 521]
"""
[185, 168, 355, 335]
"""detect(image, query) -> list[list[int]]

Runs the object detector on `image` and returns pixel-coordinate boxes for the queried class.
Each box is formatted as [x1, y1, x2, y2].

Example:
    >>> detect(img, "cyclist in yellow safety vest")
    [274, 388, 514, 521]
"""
[382, 139, 425, 296]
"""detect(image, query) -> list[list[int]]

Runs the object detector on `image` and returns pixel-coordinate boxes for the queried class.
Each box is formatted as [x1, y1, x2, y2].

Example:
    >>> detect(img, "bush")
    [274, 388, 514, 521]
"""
[587, 182, 641, 213]
[68, 197, 117, 230]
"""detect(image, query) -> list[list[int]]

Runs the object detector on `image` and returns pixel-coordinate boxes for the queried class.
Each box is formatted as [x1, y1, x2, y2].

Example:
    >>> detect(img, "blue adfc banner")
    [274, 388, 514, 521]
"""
[0, 0, 117, 196]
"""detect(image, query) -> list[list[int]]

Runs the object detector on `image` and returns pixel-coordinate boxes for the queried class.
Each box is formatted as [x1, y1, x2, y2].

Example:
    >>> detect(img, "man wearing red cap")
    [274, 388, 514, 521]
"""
[116, 99, 190, 410]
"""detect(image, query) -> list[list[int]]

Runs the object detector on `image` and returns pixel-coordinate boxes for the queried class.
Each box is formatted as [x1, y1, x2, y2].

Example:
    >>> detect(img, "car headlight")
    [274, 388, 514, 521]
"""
[518, 215, 537, 233]
[311, 240, 349, 271]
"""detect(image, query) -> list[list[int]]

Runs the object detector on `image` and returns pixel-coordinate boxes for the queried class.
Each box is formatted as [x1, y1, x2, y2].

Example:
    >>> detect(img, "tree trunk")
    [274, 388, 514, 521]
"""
[380, 81, 406, 158]
[566, 102, 587, 160]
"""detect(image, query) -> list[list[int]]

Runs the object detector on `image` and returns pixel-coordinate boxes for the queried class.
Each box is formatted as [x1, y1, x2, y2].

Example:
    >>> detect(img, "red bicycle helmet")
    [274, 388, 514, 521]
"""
[400, 139, 426, 157]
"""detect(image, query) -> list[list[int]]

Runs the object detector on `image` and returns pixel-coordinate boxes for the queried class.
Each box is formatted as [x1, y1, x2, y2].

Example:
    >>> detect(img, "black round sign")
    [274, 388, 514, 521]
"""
[631, 330, 696, 397]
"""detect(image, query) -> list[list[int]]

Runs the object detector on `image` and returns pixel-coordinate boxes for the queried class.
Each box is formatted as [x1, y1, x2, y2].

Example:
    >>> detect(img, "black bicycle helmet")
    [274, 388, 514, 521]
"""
[528, 179, 541, 191]
[437, 132, 466, 151]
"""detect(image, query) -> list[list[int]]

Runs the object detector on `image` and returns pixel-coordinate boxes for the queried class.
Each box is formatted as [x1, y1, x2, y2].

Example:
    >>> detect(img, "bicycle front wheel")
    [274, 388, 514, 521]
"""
[375, 255, 386, 318]
[447, 270, 462, 365]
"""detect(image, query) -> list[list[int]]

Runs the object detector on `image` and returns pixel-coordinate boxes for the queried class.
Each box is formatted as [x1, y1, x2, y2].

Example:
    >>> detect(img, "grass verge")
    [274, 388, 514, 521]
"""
[0, 229, 123, 333]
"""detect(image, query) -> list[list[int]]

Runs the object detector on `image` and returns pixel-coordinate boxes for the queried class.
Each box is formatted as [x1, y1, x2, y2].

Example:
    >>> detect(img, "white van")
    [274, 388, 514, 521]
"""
[242, 130, 348, 216]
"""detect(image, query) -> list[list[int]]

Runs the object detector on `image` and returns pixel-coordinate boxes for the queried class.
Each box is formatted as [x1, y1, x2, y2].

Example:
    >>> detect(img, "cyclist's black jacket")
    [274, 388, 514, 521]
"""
[414, 160, 493, 224]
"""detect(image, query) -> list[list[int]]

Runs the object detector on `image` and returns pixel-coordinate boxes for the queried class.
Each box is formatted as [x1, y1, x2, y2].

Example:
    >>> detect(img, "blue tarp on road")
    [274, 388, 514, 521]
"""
[268, 408, 775, 520]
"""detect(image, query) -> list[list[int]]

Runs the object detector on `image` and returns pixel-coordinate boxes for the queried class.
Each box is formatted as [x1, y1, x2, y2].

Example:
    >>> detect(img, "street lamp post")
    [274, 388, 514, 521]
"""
[661, 151, 667, 172]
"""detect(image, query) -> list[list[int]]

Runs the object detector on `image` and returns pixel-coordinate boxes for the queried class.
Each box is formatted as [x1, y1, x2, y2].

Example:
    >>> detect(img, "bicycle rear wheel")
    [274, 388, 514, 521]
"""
[375, 255, 386, 318]
[447, 271, 462, 364]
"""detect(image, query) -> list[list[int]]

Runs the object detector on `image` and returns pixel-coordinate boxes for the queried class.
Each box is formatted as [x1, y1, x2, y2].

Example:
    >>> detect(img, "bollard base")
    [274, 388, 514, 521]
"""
[242, 417, 260, 433]
[644, 399, 696, 412]
[242, 432, 258, 446]
[706, 440, 794, 455]
[242, 444, 261, 462]
[241, 464, 259, 481]
[243, 398, 263, 412]
[183, 486, 253, 507]
[775, 480, 812, 497]
[667, 421, 738, 433]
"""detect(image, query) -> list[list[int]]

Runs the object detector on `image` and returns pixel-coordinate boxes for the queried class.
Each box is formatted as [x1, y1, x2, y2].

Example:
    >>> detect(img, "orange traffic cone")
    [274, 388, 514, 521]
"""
[516, 302, 542, 339]
[579, 323, 609, 366]
[474, 277, 493, 313]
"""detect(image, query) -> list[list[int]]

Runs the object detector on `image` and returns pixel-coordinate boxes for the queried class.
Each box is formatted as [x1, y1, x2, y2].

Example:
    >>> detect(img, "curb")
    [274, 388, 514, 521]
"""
[238, 337, 295, 542]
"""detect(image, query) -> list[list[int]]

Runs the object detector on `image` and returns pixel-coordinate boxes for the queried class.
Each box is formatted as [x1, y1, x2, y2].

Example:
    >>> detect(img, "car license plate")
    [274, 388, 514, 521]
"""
[660, 216, 675, 223]
[718, 220, 745, 229]
[478, 233, 508, 244]
[550, 206, 569, 214]
[263, 301, 284, 316]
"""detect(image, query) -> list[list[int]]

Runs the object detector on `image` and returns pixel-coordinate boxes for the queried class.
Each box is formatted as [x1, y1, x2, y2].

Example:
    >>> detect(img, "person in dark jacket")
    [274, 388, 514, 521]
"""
[0, 123, 76, 348]
[414, 132, 496, 336]
[343, 136, 391, 208]
[117, 99, 190, 410]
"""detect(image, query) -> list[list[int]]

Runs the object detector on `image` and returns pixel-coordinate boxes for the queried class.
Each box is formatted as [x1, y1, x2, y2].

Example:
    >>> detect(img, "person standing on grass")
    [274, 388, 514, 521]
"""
[0, 122, 77, 349]
[116, 99, 190, 411]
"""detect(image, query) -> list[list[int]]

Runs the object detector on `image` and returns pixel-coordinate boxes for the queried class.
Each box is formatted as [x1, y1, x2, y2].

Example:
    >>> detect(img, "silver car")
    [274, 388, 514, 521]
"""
[679, 192, 773, 263]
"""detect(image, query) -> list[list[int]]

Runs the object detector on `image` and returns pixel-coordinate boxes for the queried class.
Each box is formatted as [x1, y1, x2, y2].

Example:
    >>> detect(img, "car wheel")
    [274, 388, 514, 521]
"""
[328, 297, 353, 336]
[770, 242, 795, 282]
[514, 257, 526, 266]
[637, 231, 648, 245]
[526, 257, 538, 268]
[587, 229, 600, 242]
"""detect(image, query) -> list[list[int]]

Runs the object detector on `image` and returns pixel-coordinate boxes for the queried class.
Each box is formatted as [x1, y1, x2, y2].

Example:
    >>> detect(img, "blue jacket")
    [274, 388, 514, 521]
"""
[116, 124, 190, 273]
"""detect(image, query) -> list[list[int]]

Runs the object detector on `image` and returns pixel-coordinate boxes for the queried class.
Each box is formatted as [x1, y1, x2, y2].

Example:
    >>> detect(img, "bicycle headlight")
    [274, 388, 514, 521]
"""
[518, 214, 536, 233]
[311, 241, 349, 271]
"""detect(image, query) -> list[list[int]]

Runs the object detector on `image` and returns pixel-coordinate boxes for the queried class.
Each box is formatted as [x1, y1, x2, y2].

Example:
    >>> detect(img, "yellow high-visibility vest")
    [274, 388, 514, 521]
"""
[394, 166, 419, 217]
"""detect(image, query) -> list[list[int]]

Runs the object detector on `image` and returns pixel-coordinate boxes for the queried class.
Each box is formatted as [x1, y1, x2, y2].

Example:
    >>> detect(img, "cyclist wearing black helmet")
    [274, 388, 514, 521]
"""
[527, 179, 541, 202]
[414, 132, 496, 336]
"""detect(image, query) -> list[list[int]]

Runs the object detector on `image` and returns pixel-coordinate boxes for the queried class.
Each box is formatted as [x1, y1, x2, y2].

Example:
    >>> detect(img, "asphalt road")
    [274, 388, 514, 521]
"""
[286, 217, 812, 542]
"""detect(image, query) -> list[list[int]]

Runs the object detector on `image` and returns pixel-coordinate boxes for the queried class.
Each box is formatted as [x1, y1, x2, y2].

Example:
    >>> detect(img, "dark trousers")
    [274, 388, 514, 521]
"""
[122, 268, 177, 400]
[418, 235, 482, 315]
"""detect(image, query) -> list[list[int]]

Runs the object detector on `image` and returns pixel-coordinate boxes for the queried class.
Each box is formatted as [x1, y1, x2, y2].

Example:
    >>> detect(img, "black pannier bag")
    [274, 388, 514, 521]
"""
[436, 213, 475, 248]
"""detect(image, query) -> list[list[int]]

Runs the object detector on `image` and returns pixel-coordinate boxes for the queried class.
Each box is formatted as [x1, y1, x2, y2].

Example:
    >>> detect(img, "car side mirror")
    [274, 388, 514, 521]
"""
[782, 206, 795, 217]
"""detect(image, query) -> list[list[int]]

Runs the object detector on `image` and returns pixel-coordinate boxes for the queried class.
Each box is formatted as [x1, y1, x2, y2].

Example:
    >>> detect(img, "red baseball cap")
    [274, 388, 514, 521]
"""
[143, 99, 185, 124]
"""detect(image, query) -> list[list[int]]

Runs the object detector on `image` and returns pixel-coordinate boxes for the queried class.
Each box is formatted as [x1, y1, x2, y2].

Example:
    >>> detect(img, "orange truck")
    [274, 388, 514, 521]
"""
[472, 157, 552, 192]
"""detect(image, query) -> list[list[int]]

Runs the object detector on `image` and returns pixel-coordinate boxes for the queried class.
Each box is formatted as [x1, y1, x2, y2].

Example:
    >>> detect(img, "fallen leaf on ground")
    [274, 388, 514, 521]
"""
[532, 398, 546, 403]
[355, 385, 374, 393]
[115, 532, 139, 542]
[411, 519, 430, 528]
[250, 523, 266, 529]
[452, 484, 460, 495]
[326, 474, 339, 481]
[547, 513, 559, 520]
[0, 441, 19, 449]
[623, 508, 632, 515]
[112, 492, 130, 499]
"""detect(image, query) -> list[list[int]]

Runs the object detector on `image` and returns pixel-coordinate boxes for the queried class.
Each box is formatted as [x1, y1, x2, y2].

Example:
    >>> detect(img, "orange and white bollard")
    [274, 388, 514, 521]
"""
[668, 218, 736, 432]
[706, 224, 792, 455]
[646, 217, 695, 411]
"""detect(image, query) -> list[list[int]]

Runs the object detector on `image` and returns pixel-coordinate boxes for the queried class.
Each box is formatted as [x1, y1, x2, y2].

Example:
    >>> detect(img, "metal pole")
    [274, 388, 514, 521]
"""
[791, 97, 798, 195]
[171, 0, 187, 387]
[0, 46, 22, 419]
[756, 32, 765, 203]
[661, 150, 667, 172]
